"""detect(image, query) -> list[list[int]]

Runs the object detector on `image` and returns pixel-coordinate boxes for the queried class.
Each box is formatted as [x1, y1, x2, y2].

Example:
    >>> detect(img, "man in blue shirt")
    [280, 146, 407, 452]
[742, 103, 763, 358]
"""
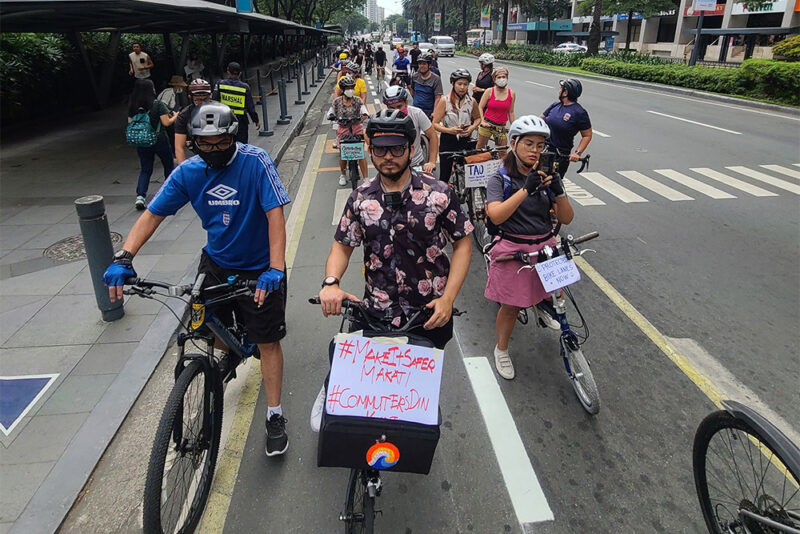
[103, 102, 292, 457]
[392, 48, 411, 86]
[410, 53, 443, 118]
[541, 78, 593, 177]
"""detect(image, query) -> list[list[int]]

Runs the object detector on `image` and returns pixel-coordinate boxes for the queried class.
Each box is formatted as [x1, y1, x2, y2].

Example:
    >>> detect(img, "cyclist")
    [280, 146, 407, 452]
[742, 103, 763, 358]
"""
[409, 42, 421, 73]
[332, 51, 348, 74]
[213, 62, 260, 144]
[409, 52, 443, 118]
[333, 61, 368, 101]
[364, 45, 374, 75]
[381, 85, 438, 175]
[431, 68, 481, 185]
[483, 116, 574, 380]
[476, 66, 515, 150]
[103, 102, 292, 456]
[333, 75, 369, 186]
[540, 78, 593, 178]
[473, 53, 495, 100]
[319, 109, 473, 350]
[353, 48, 365, 71]
[374, 45, 387, 79]
[174, 78, 212, 163]
[392, 47, 411, 86]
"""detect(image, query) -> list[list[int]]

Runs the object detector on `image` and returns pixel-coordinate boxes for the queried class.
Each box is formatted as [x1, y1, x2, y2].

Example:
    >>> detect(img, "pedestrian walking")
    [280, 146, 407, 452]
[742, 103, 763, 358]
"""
[128, 42, 154, 80]
[213, 62, 260, 144]
[127, 79, 177, 210]
[184, 52, 205, 79]
[157, 75, 188, 111]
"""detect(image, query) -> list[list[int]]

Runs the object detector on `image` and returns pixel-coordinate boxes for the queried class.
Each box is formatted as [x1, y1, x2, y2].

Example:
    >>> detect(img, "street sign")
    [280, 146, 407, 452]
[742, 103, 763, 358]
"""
[480, 6, 491, 28]
[408, 19, 413, 32]
[692, 0, 717, 10]
[434, 13, 441, 32]
[235, 0, 253, 12]
[393, 22, 397, 33]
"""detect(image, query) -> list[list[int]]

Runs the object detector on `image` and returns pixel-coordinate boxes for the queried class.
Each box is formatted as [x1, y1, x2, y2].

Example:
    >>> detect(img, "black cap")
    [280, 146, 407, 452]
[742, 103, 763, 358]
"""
[227, 62, 242, 74]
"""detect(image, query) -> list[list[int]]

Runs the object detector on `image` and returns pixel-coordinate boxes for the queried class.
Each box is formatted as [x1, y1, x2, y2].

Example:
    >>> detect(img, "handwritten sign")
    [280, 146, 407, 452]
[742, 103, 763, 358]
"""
[326, 333, 444, 425]
[465, 159, 503, 188]
[340, 142, 364, 161]
[534, 255, 581, 292]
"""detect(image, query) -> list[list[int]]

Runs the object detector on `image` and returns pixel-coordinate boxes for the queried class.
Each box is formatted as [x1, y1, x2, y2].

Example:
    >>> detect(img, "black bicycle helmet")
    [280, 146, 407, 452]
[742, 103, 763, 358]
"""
[559, 78, 583, 100]
[189, 102, 239, 136]
[365, 109, 416, 144]
[338, 75, 356, 90]
[417, 52, 434, 64]
[450, 68, 472, 84]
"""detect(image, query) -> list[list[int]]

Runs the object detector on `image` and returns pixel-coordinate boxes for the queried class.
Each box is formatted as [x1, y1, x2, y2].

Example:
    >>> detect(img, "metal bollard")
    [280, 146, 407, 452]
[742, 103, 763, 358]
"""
[294, 62, 305, 105]
[302, 62, 310, 95]
[256, 69, 274, 137]
[309, 58, 318, 87]
[285, 62, 293, 83]
[318, 59, 325, 80]
[75, 195, 124, 322]
[269, 70, 276, 95]
[277, 79, 291, 124]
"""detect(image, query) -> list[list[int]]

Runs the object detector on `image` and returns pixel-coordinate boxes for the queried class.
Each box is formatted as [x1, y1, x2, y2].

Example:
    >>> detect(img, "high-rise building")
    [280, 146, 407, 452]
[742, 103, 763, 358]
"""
[365, 0, 380, 23]
[377, 6, 385, 24]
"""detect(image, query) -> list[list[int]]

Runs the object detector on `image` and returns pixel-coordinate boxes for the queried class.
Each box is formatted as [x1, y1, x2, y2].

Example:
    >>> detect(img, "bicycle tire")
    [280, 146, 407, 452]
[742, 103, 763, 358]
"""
[469, 187, 492, 252]
[693, 410, 800, 534]
[349, 161, 359, 190]
[343, 469, 375, 534]
[562, 340, 600, 415]
[143, 359, 223, 534]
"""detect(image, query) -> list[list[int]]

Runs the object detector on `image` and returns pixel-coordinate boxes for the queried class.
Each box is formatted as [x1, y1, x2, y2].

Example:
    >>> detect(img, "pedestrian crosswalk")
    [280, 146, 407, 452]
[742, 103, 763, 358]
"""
[562, 164, 800, 207]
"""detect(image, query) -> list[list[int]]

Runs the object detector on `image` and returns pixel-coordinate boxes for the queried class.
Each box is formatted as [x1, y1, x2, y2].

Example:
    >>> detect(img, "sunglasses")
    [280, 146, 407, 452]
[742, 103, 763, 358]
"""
[195, 137, 233, 151]
[371, 144, 408, 157]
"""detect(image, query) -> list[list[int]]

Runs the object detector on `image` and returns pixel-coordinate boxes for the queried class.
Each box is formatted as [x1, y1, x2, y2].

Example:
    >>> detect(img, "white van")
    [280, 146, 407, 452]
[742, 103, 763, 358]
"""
[430, 35, 455, 57]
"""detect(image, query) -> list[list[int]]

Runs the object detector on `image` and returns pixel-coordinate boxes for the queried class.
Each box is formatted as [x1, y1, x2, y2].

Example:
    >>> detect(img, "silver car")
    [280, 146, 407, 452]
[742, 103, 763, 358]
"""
[431, 36, 455, 57]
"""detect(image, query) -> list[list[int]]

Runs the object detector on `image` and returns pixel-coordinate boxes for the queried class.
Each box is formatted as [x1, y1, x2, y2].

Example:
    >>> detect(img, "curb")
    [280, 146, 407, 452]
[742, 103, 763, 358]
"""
[10, 64, 335, 534]
[455, 51, 800, 116]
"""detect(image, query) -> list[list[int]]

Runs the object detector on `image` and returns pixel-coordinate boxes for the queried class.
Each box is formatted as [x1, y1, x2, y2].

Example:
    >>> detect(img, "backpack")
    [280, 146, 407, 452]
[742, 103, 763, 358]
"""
[125, 103, 161, 147]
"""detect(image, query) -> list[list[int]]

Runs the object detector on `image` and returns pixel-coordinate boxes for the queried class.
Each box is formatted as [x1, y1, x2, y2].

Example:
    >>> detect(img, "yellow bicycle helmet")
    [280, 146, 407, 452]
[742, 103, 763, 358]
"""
[339, 52, 348, 59]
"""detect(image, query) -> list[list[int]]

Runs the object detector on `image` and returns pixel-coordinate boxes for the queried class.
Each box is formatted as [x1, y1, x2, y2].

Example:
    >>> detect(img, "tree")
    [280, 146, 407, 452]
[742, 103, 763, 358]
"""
[579, 0, 677, 51]
[335, 11, 370, 34]
[525, 0, 571, 45]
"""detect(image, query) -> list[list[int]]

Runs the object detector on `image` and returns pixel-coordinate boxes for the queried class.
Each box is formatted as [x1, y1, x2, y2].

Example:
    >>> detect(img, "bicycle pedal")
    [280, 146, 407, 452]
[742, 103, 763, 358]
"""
[517, 309, 528, 325]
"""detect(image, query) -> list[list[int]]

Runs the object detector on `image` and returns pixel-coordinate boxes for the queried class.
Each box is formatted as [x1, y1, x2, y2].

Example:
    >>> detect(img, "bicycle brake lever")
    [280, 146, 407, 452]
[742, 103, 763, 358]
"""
[516, 265, 534, 275]
[576, 248, 596, 257]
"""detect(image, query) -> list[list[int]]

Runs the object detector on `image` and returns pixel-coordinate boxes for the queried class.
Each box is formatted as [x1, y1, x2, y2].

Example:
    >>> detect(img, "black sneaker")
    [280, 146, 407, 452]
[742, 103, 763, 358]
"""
[265, 414, 288, 457]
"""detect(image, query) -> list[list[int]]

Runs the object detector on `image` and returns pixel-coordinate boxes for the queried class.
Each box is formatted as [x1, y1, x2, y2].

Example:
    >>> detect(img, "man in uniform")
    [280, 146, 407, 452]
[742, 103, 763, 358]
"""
[213, 62, 261, 144]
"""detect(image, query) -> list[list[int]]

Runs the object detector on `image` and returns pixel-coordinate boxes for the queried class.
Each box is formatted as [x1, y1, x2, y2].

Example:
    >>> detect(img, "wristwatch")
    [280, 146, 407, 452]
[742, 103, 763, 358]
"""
[321, 276, 340, 288]
[575, 150, 583, 156]
[113, 249, 134, 262]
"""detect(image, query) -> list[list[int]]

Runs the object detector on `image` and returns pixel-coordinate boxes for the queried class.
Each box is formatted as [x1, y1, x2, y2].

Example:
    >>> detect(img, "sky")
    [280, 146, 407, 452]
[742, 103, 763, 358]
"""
[377, 0, 402, 16]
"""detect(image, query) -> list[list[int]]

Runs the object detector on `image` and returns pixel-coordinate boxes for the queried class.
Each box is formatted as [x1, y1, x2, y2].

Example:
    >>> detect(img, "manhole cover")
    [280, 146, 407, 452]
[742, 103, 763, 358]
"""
[44, 233, 123, 261]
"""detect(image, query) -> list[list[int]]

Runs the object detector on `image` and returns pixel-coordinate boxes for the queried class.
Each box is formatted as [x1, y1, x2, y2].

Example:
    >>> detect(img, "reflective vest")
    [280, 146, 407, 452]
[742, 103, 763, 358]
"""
[218, 83, 246, 115]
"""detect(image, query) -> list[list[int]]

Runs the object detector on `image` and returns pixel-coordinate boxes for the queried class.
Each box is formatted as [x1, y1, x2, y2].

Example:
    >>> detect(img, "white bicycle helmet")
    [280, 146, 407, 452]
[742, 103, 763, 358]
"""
[509, 115, 550, 141]
[478, 53, 495, 65]
[383, 85, 409, 105]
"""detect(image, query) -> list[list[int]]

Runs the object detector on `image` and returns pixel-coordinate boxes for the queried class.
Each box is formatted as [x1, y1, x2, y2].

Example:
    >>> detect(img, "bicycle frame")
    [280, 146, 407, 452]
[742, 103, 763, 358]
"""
[536, 293, 583, 377]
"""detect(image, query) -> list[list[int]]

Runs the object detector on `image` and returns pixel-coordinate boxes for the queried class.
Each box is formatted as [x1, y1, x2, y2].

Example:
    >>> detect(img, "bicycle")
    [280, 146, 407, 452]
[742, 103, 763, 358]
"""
[495, 231, 601, 415]
[308, 297, 462, 533]
[693, 400, 800, 533]
[336, 116, 366, 190]
[439, 145, 506, 251]
[125, 274, 259, 534]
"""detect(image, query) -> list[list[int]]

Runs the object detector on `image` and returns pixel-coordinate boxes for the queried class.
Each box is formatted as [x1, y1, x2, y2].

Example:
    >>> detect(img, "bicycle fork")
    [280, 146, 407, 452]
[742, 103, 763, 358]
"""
[538, 292, 582, 378]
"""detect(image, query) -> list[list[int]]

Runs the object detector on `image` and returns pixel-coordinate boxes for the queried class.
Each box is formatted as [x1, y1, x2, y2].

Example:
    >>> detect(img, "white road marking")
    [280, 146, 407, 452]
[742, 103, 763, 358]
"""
[332, 188, 350, 225]
[374, 98, 380, 105]
[462, 357, 554, 526]
[617, 170, 693, 201]
[371, 91, 377, 96]
[760, 164, 800, 180]
[646, 110, 742, 135]
[726, 166, 800, 195]
[580, 172, 648, 203]
[592, 129, 611, 138]
[794, 163, 800, 168]
[654, 169, 736, 199]
[525, 80, 551, 88]
[562, 177, 605, 205]
[690, 168, 777, 197]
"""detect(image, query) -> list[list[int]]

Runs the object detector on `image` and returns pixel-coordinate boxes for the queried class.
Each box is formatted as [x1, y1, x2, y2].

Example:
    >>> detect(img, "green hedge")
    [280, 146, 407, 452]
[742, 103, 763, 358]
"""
[459, 44, 585, 68]
[581, 58, 799, 105]
[772, 34, 800, 61]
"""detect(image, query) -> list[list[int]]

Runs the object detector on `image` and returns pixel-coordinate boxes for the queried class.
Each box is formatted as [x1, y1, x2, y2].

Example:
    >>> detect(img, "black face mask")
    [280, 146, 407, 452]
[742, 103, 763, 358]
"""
[196, 142, 237, 169]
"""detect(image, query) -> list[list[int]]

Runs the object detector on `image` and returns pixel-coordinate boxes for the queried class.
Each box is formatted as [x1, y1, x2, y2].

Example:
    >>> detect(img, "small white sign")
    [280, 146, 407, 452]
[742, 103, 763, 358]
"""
[326, 333, 444, 425]
[465, 159, 503, 188]
[534, 255, 581, 292]
[340, 142, 365, 161]
[692, 0, 717, 10]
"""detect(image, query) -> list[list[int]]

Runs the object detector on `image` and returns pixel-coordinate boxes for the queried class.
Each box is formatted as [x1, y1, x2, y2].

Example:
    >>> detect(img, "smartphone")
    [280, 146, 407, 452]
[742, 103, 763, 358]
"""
[539, 151, 556, 175]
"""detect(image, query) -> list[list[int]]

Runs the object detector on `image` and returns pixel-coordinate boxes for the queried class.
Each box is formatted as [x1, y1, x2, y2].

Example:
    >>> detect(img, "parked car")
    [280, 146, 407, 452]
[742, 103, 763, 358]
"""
[430, 35, 456, 57]
[552, 43, 587, 54]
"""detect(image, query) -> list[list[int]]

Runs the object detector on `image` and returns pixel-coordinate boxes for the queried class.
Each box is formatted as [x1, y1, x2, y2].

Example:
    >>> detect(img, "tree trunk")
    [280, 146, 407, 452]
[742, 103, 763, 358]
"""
[500, 0, 509, 49]
[625, 10, 633, 49]
[440, 2, 445, 36]
[461, 1, 467, 44]
[587, 0, 603, 55]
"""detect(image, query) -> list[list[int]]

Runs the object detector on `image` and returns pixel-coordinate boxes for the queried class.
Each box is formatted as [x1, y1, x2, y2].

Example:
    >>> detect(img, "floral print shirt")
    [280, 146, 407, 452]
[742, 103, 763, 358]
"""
[335, 171, 474, 325]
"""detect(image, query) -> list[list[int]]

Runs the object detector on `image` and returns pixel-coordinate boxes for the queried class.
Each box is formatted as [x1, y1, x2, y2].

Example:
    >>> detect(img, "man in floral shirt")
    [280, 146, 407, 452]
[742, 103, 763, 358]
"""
[318, 110, 473, 349]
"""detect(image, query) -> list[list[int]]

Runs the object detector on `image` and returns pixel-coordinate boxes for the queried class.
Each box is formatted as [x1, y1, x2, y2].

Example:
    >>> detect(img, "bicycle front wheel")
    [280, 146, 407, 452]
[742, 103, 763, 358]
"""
[469, 186, 491, 252]
[693, 410, 800, 534]
[562, 339, 600, 415]
[349, 161, 360, 190]
[342, 469, 375, 534]
[143, 359, 223, 534]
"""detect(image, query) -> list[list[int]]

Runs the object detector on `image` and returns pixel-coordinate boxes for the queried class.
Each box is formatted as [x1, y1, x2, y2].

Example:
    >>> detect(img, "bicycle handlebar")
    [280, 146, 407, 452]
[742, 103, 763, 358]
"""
[438, 146, 508, 158]
[495, 231, 599, 264]
[124, 277, 258, 299]
[308, 297, 462, 333]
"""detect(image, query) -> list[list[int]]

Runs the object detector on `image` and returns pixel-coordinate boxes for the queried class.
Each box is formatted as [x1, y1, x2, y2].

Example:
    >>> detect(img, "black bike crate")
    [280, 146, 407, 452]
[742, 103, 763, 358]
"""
[317, 330, 442, 475]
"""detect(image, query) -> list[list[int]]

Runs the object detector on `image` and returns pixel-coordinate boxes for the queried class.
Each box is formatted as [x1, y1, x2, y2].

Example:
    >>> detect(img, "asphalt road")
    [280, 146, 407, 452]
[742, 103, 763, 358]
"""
[215, 61, 799, 533]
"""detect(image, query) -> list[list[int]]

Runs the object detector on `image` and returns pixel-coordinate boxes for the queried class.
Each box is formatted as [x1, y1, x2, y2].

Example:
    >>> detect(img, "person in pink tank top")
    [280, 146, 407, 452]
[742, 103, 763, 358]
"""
[476, 67, 516, 150]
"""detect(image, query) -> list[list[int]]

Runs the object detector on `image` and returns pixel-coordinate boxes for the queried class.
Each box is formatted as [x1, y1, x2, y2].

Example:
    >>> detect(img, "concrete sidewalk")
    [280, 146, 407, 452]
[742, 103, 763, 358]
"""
[0, 62, 333, 534]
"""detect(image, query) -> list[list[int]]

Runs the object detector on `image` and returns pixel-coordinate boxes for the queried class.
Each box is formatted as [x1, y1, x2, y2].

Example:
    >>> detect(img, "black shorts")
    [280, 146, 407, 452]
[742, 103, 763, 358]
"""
[197, 251, 287, 345]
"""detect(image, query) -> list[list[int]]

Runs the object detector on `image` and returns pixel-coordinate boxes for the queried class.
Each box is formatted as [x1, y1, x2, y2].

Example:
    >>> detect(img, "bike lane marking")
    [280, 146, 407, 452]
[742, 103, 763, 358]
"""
[646, 110, 742, 135]
[197, 133, 328, 533]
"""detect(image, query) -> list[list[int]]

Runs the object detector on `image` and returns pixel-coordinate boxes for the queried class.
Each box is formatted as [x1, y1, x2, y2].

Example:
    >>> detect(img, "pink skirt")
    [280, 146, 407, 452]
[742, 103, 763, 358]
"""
[484, 233, 558, 308]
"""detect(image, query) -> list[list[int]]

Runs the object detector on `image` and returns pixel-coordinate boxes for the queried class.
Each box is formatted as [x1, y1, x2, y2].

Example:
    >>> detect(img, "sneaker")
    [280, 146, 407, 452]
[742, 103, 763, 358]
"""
[338, 174, 348, 186]
[265, 414, 289, 457]
[534, 304, 560, 330]
[310, 385, 325, 433]
[494, 345, 515, 380]
[135, 196, 145, 210]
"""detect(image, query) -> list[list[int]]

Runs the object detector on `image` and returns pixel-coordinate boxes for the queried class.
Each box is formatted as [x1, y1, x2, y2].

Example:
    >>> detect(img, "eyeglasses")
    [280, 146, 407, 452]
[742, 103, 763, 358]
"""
[519, 141, 547, 152]
[371, 144, 408, 157]
[194, 137, 234, 151]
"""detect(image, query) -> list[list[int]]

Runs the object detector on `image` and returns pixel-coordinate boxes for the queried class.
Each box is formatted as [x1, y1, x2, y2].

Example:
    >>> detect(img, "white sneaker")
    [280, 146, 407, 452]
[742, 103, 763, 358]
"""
[310, 384, 326, 432]
[494, 345, 515, 380]
[534, 304, 560, 330]
[338, 174, 348, 186]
